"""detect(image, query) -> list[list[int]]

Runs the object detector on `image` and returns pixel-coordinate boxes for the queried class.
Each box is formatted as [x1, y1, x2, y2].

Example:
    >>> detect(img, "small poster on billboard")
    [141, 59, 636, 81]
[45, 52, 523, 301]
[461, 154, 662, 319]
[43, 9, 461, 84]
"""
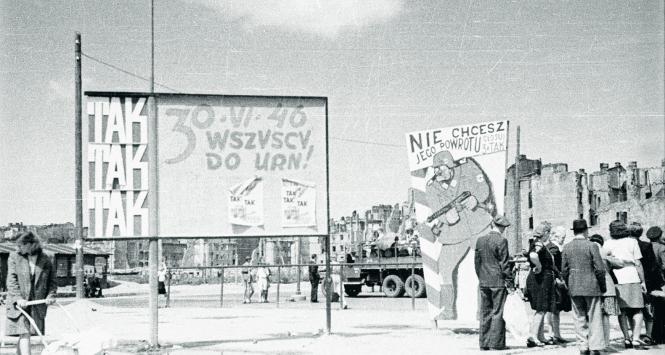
[281, 178, 316, 228]
[228, 176, 264, 227]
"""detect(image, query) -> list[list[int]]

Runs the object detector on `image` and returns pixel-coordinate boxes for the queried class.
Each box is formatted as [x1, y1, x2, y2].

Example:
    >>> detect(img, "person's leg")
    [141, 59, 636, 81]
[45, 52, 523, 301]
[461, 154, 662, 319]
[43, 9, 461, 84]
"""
[529, 312, 546, 342]
[586, 296, 605, 351]
[17, 334, 30, 355]
[618, 311, 632, 341]
[243, 280, 249, 302]
[571, 296, 590, 352]
[550, 311, 561, 338]
[311, 281, 318, 302]
[631, 308, 644, 343]
[478, 287, 493, 349]
[643, 302, 654, 341]
[489, 288, 507, 349]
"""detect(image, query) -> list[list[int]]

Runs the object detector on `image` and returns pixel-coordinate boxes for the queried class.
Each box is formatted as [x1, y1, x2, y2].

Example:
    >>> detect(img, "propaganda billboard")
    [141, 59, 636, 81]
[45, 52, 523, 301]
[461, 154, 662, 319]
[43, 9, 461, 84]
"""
[84, 93, 328, 238]
[405, 120, 508, 321]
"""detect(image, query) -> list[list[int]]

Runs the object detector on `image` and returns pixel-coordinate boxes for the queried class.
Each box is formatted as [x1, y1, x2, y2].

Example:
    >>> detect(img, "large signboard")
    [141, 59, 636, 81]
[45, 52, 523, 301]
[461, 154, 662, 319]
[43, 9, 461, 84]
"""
[84, 93, 328, 238]
[405, 120, 508, 321]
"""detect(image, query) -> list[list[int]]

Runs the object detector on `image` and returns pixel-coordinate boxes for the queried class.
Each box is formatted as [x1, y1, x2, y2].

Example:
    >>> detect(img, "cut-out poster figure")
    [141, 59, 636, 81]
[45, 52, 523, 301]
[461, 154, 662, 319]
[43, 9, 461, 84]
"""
[414, 150, 496, 319]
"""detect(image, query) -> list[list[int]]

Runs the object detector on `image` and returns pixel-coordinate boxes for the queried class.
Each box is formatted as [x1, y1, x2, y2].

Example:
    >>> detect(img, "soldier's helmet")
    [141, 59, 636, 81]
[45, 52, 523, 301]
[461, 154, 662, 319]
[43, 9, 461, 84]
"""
[432, 150, 455, 168]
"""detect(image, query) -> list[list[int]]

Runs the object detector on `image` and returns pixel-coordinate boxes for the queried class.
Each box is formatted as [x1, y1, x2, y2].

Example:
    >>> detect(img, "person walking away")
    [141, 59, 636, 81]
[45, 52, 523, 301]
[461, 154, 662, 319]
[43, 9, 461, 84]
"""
[646, 226, 665, 344]
[5, 232, 57, 355]
[256, 259, 271, 303]
[158, 257, 168, 307]
[561, 219, 607, 355]
[603, 220, 647, 349]
[241, 256, 255, 303]
[474, 214, 512, 351]
[589, 233, 623, 348]
[629, 222, 665, 345]
[545, 224, 569, 344]
[524, 222, 559, 347]
[309, 254, 320, 302]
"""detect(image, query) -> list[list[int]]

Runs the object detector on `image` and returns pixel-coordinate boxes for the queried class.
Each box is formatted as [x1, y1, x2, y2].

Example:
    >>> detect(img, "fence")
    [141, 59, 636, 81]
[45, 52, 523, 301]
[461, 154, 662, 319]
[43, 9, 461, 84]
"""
[164, 261, 422, 311]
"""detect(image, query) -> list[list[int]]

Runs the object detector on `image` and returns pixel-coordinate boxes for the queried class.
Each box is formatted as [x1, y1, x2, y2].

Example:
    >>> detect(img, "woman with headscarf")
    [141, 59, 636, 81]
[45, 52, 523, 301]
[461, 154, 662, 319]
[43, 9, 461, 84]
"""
[5, 231, 57, 355]
[603, 220, 647, 349]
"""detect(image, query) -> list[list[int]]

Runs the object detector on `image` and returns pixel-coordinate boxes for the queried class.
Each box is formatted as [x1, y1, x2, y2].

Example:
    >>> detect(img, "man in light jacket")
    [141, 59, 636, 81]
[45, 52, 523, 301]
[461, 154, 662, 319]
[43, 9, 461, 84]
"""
[561, 219, 607, 355]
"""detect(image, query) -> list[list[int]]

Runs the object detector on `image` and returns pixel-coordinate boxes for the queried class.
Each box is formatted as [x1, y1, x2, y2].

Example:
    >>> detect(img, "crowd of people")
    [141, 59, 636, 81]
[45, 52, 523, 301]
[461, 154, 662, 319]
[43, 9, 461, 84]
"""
[475, 215, 665, 354]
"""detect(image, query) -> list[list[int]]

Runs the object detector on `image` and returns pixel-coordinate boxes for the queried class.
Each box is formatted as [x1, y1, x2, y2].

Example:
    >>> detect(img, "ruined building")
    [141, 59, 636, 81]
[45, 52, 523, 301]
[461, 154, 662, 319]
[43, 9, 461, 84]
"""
[505, 157, 665, 254]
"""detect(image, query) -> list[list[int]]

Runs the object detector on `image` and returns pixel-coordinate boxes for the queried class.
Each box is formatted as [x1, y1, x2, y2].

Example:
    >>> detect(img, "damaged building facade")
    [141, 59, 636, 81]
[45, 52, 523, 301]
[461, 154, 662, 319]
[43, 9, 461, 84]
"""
[505, 156, 665, 254]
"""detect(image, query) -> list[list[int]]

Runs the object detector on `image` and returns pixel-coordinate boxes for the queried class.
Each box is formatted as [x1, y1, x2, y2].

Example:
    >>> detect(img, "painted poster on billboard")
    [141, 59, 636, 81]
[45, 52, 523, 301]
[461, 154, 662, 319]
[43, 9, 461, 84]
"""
[84, 93, 328, 238]
[405, 120, 508, 321]
[84, 96, 150, 238]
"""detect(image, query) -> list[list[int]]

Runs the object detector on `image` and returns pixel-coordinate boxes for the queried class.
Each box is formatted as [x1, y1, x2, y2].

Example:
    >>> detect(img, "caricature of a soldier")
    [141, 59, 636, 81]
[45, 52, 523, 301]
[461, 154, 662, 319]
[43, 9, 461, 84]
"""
[415, 150, 495, 319]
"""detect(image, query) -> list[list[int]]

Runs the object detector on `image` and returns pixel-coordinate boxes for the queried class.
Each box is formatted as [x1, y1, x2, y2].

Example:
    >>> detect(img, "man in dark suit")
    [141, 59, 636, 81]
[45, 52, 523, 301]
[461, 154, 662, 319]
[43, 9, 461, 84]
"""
[309, 254, 320, 302]
[474, 214, 512, 351]
[561, 219, 607, 355]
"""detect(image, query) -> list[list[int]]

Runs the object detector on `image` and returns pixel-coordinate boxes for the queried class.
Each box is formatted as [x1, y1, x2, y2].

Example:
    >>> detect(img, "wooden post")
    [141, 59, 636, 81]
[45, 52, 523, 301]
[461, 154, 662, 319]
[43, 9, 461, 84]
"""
[166, 268, 171, 308]
[74, 32, 84, 299]
[276, 266, 281, 307]
[220, 267, 224, 308]
[514, 126, 521, 253]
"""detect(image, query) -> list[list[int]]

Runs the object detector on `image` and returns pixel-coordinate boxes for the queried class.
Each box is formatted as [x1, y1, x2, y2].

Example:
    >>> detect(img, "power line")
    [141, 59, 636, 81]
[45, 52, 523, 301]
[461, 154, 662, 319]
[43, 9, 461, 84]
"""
[331, 137, 403, 147]
[80, 53, 406, 149]
[81, 52, 181, 93]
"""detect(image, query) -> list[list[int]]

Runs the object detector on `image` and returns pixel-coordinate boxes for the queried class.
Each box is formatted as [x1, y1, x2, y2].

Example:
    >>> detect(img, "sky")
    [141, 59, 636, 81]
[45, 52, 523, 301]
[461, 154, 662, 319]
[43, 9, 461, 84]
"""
[1, 0, 664, 226]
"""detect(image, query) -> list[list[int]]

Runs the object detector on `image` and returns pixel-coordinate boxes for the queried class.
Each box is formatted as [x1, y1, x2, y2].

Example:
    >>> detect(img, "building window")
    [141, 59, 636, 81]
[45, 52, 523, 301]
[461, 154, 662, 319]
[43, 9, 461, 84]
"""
[528, 191, 532, 208]
[616, 212, 628, 224]
[340, 234, 344, 241]
[528, 216, 534, 229]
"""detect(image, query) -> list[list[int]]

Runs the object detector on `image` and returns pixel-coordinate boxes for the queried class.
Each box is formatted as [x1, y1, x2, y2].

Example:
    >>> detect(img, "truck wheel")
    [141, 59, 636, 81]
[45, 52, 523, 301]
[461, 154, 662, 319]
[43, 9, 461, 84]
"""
[344, 285, 362, 297]
[382, 275, 404, 298]
[405, 274, 426, 298]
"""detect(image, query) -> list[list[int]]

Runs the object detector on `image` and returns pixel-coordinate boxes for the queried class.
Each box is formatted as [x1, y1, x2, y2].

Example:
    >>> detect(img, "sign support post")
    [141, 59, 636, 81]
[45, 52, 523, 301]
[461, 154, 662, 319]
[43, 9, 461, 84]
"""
[74, 32, 84, 299]
[148, 0, 159, 347]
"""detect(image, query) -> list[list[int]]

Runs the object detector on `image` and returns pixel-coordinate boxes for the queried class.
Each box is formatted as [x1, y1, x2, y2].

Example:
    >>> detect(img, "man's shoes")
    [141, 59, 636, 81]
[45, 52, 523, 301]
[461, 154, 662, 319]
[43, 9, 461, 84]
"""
[491, 346, 510, 350]
[480, 347, 490, 351]
[579, 350, 590, 355]
[311, 300, 318, 303]
[552, 336, 569, 344]
[526, 338, 544, 348]
[591, 351, 601, 355]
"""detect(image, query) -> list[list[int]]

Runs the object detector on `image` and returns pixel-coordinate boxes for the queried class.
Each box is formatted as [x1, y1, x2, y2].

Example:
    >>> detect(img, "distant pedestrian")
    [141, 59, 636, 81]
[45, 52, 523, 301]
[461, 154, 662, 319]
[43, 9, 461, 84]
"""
[256, 258, 271, 303]
[241, 256, 255, 303]
[5, 231, 57, 355]
[309, 254, 320, 303]
[474, 214, 512, 351]
[158, 257, 167, 307]
[646, 226, 665, 344]
[561, 219, 606, 355]
[603, 220, 646, 349]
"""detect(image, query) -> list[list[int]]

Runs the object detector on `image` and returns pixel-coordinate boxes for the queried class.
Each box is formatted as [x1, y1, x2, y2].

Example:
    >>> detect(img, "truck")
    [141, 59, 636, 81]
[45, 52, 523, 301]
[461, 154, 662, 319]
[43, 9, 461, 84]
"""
[341, 236, 426, 298]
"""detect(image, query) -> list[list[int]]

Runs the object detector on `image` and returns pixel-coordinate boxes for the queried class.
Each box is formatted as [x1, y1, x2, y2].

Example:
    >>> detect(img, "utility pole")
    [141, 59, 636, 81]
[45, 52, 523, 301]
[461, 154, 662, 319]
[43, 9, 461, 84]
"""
[74, 32, 84, 299]
[514, 126, 521, 252]
[147, 0, 159, 347]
